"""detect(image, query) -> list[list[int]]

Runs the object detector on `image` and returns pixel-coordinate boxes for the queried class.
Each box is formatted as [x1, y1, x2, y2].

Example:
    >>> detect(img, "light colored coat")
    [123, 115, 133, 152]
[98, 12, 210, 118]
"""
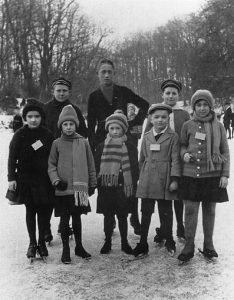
[136, 127, 181, 200]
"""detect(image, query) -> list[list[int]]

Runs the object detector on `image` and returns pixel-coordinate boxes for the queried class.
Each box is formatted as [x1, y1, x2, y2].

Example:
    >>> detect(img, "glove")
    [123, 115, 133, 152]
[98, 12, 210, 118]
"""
[88, 187, 95, 197]
[56, 181, 68, 191]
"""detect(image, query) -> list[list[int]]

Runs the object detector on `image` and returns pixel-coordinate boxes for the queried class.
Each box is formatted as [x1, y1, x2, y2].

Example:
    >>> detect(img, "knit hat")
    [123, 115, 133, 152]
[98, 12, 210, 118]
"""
[191, 90, 215, 110]
[148, 103, 172, 115]
[57, 105, 79, 128]
[105, 112, 128, 133]
[52, 77, 72, 90]
[22, 98, 45, 121]
[161, 79, 182, 93]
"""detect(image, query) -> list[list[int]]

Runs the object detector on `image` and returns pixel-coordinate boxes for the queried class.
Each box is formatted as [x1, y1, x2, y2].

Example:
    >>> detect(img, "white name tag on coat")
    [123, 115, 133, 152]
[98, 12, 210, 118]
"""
[31, 140, 43, 150]
[195, 132, 206, 140]
[150, 144, 160, 151]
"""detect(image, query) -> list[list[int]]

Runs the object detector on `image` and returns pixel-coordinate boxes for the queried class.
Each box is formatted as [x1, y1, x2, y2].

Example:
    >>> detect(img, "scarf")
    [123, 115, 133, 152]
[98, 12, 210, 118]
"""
[192, 111, 227, 171]
[61, 133, 89, 206]
[99, 133, 133, 198]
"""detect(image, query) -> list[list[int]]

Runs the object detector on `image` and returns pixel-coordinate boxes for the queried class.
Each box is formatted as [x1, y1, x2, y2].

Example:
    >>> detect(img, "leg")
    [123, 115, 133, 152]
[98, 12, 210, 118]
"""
[201, 202, 218, 258]
[100, 213, 115, 254]
[130, 197, 141, 235]
[37, 205, 49, 257]
[25, 204, 37, 258]
[72, 213, 91, 258]
[44, 205, 54, 242]
[178, 200, 200, 261]
[60, 214, 71, 264]
[117, 213, 132, 254]
[174, 200, 185, 238]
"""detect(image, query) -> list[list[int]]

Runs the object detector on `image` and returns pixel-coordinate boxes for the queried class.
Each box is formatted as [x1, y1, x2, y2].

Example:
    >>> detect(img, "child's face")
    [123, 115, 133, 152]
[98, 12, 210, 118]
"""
[98, 63, 115, 87]
[53, 84, 70, 102]
[61, 120, 76, 135]
[162, 87, 179, 107]
[194, 100, 210, 118]
[108, 123, 124, 138]
[150, 110, 169, 132]
[26, 111, 42, 129]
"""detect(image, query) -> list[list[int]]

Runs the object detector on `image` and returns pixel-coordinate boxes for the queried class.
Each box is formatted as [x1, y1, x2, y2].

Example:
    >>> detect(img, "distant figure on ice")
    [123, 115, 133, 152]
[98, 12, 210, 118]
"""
[94, 112, 139, 255]
[177, 90, 229, 263]
[87, 59, 149, 235]
[133, 103, 181, 257]
[11, 106, 23, 132]
[48, 105, 96, 264]
[223, 100, 232, 139]
[7, 99, 54, 260]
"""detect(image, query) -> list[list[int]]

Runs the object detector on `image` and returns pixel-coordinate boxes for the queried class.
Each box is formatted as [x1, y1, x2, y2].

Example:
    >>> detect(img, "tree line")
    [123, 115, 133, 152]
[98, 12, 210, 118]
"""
[0, 0, 233, 111]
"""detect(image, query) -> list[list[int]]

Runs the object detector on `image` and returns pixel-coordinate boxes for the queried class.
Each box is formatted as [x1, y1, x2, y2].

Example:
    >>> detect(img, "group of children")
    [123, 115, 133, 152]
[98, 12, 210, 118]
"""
[7, 79, 229, 265]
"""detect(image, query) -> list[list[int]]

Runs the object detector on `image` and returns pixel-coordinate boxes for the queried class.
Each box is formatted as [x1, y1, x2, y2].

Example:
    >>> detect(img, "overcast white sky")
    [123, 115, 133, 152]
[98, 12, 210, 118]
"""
[78, 0, 206, 40]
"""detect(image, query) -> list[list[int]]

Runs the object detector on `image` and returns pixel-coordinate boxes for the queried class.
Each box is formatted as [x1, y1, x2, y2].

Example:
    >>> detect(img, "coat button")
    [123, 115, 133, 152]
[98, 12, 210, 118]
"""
[198, 151, 201, 154]
[197, 166, 200, 169]
[196, 174, 200, 177]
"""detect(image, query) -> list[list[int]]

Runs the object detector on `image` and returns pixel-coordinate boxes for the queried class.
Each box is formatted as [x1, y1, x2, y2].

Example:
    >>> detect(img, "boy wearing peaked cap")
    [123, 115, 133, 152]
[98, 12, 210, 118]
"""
[133, 103, 181, 257]
[94, 111, 139, 255]
[48, 105, 96, 264]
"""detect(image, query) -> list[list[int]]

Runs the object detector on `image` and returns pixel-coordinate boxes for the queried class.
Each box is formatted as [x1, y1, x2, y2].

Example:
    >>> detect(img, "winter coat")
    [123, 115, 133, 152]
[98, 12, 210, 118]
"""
[44, 98, 87, 138]
[87, 84, 149, 150]
[94, 139, 139, 214]
[144, 109, 190, 137]
[136, 128, 181, 200]
[8, 125, 54, 205]
[223, 107, 232, 127]
[48, 135, 97, 196]
[180, 119, 230, 178]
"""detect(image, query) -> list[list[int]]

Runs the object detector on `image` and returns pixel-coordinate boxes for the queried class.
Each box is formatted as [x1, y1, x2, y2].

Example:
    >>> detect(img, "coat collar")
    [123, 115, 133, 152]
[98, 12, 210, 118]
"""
[147, 127, 175, 144]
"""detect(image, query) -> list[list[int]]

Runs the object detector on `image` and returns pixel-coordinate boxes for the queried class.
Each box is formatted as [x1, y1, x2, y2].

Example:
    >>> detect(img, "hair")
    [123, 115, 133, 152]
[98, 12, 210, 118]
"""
[98, 59, 115, 70]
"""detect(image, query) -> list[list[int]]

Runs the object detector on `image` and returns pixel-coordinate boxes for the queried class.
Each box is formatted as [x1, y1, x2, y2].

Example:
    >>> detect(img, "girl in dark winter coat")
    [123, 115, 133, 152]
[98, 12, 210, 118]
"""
[48, 105, 96, 264]
[95, 112, 139, 255]
[7, 99, 54, 260]
[178, 90, 229, 263]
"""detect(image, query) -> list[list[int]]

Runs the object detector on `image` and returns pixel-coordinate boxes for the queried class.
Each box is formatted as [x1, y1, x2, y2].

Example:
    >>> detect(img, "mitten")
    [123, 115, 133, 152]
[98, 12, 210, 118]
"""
[88, 187, 95, 196]
[56, 181, 68, 191]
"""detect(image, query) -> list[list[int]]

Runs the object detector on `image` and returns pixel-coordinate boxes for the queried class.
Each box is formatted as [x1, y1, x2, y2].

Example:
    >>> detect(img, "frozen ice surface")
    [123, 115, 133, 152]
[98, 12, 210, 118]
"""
[0, 125, 234, 300]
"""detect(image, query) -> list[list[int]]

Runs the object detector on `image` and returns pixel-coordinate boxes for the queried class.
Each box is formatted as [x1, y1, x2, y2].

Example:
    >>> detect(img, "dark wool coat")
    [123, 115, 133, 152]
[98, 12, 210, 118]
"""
[136, 128, 181, 200]
[8, 125, 54, 205]
[44, 98, 87, 138]
[87, 84, 149, 150]
[94, 139, 139, 215]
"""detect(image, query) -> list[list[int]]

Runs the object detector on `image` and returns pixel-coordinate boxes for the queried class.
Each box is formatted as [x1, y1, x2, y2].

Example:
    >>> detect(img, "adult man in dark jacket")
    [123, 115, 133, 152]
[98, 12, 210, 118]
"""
[87, 59, 149, 235]
[44, 77, 87, 139]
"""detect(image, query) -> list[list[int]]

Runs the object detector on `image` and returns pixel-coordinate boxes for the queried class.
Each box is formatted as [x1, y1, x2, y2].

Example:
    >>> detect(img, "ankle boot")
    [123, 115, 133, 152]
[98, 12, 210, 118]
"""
[26, 242, 37, 258]
[37, 242, 48, 257]
[121, 241, 133, 255]
[100, 240, 112, 254]
[61, 240, 71, 264]
[133, 242, 149, 257]
[75, 244, 91, 259]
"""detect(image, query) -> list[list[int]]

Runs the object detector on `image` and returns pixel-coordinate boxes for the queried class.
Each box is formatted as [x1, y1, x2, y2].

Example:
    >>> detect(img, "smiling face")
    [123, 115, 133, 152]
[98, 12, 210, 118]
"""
[26, 111, 42, 129]
[98, 63, 115, 87]
[162, 86, 179, 107]
[61, 120, 76, 136]
[194, 100, 211, 118]
[53, 84, 70, 102]
[150, 109, 169, 132]
[108, 122, 124, 138]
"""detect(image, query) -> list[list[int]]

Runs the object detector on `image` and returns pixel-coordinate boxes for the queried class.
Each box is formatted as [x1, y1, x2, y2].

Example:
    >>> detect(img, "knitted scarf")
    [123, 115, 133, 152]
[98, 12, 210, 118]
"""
[193, 111, 227, 171]
[99, 133, 133, 198]
[61, 133, 89, 206]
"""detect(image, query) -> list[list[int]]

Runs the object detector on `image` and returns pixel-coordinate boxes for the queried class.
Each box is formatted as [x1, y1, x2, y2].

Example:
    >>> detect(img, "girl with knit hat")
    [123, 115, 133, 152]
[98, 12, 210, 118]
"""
[178, 90, 229, 264]
[48, 105, 96, 264]
[94, 112, 139, 255]
[8, 99, 54, 261]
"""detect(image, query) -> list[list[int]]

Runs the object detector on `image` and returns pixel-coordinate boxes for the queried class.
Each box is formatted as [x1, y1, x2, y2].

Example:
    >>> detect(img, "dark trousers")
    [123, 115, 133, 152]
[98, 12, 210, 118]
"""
[25, 204, 50, 244]
[140, 199, 173, 243]
[60, 213, 82, 246]
[104, 213, 128, 244]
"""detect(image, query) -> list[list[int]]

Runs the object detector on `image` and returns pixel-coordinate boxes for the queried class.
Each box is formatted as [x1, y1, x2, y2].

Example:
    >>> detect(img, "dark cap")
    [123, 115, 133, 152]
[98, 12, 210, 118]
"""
[22, 98, 45, 121]
[161, 79, 182, 93]
[148, 103, 172, 115]
[52, 77, 72, 89]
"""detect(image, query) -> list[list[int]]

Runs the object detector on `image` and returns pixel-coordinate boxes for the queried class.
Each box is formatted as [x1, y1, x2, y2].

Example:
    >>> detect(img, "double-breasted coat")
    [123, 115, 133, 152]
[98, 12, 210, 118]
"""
[136, 127, 181, 200]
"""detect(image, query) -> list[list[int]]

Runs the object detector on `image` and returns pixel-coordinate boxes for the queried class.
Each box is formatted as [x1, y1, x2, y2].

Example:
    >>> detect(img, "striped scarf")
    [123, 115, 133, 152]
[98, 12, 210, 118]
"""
[99, 133, 133, 198]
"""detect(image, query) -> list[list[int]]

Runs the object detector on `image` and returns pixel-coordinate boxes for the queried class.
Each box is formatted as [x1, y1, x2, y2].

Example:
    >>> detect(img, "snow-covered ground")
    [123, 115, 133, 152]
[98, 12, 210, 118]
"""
[0, 125, 234, 300]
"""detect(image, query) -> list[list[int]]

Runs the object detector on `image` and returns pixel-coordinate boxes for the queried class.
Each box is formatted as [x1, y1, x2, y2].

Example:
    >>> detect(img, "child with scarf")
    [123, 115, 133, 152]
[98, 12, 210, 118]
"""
[94, 112, 139, 255]
[48, 105, 96, 264]
[177, 90, 229, 263]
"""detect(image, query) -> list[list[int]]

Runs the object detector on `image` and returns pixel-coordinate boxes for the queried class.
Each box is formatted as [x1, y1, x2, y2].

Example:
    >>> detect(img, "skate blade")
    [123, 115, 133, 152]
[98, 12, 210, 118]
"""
[178, 259, 190, 266]
[28, 257, 36, 264]
[123, 253, 149, 263]
[168, 250, 175, 257]
[198, 248, 217, 261]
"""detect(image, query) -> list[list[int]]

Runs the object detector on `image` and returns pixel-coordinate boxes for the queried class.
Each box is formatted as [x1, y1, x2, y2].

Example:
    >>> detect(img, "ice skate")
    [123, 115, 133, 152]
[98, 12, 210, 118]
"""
[61, 244, 71, 264]
[177, 252, 194, 265]
[165, 238, 176, 256]
[198, 248, 218, 260]
[153, 227, 164, 244]
[133, 242, 149, 257]
[26, 243, 37, 263]
[37, 243, 48, 262]
[44, 232, 53, 245]
[75, 245, 91, 260]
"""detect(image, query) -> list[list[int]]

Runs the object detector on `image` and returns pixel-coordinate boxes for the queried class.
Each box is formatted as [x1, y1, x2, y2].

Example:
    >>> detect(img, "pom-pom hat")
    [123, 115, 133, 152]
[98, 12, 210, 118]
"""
[105, 112, 128, 133]
[22, 98, 45, 121]
[161, 79, 182, 93]
[148, 103, 173, 115]
[57, 105, 79, 128]
[191, 90, 215, 110]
